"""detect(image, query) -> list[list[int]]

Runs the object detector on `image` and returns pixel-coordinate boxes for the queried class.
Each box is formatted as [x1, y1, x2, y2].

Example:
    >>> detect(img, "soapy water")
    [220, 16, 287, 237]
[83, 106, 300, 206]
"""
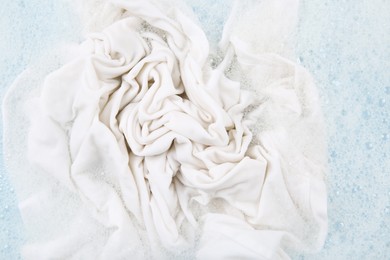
[1, 0, 389, 259]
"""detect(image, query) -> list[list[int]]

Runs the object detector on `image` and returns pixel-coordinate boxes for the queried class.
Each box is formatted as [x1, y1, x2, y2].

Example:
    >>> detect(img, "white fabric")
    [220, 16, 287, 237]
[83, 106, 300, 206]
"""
[3, 0, 328, 259]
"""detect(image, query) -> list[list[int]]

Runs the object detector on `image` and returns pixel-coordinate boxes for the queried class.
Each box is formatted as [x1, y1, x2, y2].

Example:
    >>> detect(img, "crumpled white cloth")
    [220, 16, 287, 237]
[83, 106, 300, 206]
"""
[3, 0, 328, 259]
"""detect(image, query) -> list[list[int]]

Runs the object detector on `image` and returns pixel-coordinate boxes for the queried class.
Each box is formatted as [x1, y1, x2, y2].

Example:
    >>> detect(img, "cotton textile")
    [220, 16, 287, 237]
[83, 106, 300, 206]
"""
[3, 0, 328, 259]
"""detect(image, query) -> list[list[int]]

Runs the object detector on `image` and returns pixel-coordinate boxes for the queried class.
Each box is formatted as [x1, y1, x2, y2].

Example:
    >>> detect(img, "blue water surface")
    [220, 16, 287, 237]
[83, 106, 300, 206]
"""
[0, 0, 79, 258]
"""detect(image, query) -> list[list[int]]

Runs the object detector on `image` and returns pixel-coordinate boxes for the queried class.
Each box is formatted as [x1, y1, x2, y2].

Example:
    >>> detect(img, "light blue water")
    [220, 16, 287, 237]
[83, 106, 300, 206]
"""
[0, 1, 80, 259]
[1, 0, 389, 259]
[297, 1, 390, 258]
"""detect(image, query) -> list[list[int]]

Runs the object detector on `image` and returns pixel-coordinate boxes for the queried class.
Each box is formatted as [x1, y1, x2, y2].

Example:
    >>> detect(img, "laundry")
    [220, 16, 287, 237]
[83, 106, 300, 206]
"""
[2, 0, 328, 259]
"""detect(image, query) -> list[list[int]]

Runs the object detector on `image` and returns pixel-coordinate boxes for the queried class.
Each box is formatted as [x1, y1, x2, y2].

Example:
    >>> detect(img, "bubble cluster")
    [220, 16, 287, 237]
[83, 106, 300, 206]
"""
[0, 0, 80, 259]
[297, 0, 390, 259]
